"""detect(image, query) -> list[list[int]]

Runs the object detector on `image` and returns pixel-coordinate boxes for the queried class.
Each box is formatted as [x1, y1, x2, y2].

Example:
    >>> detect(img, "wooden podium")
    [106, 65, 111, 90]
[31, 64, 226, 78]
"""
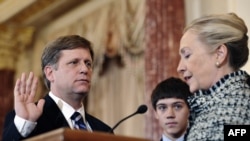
[23, 128, 151, 141]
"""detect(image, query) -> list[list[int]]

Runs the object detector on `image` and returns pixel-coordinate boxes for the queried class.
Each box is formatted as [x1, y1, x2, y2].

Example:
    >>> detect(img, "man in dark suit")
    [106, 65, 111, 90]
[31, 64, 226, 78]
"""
[2, 35, 112, 141]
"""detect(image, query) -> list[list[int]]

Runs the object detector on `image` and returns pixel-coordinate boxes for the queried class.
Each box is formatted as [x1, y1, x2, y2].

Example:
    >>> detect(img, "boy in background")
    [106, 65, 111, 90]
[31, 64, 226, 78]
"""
[151, 77, 191, 141]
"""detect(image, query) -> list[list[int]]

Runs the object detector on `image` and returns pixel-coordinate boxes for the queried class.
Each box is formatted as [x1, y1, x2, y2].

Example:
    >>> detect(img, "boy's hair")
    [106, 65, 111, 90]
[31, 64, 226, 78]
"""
[151, 77, 192, 110]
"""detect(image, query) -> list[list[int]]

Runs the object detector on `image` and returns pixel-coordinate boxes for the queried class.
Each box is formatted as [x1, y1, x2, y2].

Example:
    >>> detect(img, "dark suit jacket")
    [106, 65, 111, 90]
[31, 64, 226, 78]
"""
[2, 95, 112, 141]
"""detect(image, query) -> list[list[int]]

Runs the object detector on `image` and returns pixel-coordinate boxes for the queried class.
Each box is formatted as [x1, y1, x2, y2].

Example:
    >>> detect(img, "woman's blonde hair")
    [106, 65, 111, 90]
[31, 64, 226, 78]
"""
[185, 13, 249, 70]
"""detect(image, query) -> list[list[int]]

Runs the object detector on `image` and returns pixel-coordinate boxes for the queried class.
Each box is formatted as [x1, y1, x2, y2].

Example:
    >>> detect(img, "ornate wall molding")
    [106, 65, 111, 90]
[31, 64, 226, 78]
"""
[0, 24, 34, 69]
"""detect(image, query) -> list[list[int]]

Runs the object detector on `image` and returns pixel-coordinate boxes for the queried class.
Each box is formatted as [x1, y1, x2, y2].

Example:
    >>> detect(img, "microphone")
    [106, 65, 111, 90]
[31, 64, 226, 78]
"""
[109, 104, 148, 133]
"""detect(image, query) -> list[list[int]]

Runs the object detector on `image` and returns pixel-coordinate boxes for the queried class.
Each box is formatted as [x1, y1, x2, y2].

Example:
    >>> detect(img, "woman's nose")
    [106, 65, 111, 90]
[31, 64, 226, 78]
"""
[177, 60, 185, 74]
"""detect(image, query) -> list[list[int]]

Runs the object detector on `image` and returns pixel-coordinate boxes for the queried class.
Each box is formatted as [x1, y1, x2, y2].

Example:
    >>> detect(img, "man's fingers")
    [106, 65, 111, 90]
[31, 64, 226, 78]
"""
[27, 76, 38, 102]
[20, 73, 27, 95]
[26, 72, 34, 95]
[14, 79, 21, 96]
[13, 72, 43, 121]
[15, 72, 38, 104]
[37, 99, 45, 112]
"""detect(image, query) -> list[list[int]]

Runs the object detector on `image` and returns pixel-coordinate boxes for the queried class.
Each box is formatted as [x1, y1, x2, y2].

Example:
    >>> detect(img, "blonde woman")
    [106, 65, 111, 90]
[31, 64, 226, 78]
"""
[177, 13, 250, 140]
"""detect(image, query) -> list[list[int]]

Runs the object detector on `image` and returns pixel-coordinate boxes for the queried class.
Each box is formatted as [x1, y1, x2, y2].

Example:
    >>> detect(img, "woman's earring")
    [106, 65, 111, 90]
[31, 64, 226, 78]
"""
[216, 62, 220, 67]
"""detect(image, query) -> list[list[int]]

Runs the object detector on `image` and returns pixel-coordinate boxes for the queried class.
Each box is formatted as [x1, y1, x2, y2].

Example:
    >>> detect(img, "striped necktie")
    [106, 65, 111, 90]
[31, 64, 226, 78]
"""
[71, 112, 87, 130]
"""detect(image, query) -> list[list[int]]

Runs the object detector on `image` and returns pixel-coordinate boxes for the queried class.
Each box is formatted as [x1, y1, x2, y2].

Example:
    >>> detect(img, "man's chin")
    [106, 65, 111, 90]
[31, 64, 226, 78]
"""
[73, 90, 88, 96]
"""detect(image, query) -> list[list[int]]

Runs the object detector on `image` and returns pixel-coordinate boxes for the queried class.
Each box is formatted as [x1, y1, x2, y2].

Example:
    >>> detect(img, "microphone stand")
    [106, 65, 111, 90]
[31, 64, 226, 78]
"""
[109, 112, 137, 133]
[109, 104, 148, 133]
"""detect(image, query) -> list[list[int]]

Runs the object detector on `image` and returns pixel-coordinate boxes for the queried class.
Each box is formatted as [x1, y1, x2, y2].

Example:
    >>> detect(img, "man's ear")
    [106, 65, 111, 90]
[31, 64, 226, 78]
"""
[44, 66, 54, 82]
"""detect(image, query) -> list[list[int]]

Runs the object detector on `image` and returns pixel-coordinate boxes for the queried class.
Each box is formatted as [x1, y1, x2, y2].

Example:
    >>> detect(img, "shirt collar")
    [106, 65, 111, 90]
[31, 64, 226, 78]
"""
[162, 134, 185, 141]
[48, 92, 86, 122]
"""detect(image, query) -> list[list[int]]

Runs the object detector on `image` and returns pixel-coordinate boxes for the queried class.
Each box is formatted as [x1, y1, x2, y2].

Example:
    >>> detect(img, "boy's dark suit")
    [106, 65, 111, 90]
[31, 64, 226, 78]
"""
[2, 95, 112, 141]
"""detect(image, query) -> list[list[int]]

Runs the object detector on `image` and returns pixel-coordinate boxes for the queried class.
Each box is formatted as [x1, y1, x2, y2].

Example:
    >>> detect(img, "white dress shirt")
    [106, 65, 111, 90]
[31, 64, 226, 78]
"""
[162, 134, 185, 141]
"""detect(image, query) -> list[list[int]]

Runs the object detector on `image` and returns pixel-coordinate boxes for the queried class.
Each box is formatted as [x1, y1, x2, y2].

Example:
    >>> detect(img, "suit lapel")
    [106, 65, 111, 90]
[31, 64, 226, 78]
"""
[42, 95, 69, 127]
